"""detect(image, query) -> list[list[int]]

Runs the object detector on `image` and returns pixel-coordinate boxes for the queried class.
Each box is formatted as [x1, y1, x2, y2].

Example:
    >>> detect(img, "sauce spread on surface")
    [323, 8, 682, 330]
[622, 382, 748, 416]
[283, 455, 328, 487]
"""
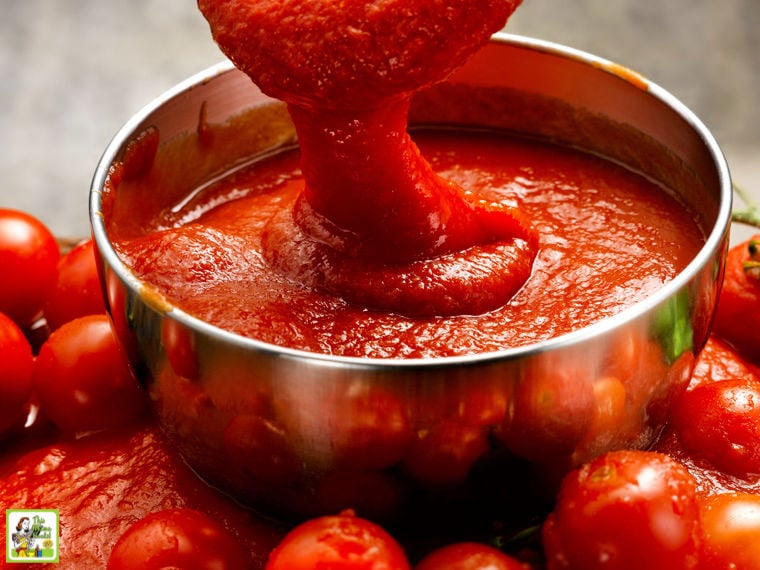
[111, 130, 704, 358]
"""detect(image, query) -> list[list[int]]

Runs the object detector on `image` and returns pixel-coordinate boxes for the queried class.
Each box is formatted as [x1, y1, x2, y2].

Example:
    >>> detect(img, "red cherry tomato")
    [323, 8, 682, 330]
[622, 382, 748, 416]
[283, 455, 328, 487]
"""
[43, 238, 106, 330]
[699, 492, 760, 570]
[713, 235, 760, 364]
[107, 508, 250, 570]
[542, 450, 701, 570]
[0, 208, 59, 327]
[265, 510, 410, 570]
[0, 311, 35, 435]
[415, 542, 527, 570]
[33, 314, 146, 433]
[672, 378, 760, 478]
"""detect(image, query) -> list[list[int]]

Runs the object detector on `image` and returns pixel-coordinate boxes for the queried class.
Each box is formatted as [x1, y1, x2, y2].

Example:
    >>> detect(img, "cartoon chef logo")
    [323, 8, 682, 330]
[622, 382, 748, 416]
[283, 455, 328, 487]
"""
[12, 516, 35, 558]
[5, 509, 59, 563]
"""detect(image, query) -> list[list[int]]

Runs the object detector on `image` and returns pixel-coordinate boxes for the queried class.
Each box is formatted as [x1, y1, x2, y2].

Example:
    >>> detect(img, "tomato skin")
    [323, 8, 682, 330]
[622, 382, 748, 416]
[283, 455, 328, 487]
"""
[43, 238, 106, 330]
[0, 312, 34, 435]
[686, 335, 760, 391]
[107, 508, 250, 570]
[713, 235, 760, 365]
[265, 510, 410, 570]
[414, 542, 527, 570]
[672, 378, 760, 478]
[542, 450, 701, 570]
[699, 493, 760, 570]
[33, 314, 146, 434]
[0, 208, 59, 327]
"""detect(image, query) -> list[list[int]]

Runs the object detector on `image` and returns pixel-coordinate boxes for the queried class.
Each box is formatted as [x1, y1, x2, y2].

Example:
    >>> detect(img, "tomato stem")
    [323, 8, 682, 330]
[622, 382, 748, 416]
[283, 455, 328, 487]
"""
[741, 239, 760, 280]
[731, 183, 760, 229]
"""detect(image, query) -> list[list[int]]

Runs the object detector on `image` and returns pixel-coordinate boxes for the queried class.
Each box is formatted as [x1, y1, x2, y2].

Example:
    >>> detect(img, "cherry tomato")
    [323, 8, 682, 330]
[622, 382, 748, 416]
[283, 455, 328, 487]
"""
[43, 238, 106, 330]
[0, 208, 59, 327]
[542, 450, 701, 570]
[107, 508, 250, 570]
[265, 510, 410, 570]
[699, 492, 760, 570]
[713, 235, 760, 364]
[672, 378, 760, 477]
[0, 312, 34, 435]
[33, 314, 146, 434]
[415, 542, 527, 570]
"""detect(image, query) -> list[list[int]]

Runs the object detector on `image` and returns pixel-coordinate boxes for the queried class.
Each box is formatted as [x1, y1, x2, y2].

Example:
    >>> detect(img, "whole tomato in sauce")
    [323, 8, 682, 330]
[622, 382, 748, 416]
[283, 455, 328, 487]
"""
[107, 508, 250, 570]
[672, 377, 760, 478]
[699, 492, 760, 570]
[542, 450, 701, 570]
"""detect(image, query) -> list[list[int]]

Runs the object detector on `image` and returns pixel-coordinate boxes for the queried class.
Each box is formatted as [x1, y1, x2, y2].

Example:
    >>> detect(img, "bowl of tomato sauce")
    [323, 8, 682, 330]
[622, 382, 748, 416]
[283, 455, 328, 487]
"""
[90, 34, 731, 532]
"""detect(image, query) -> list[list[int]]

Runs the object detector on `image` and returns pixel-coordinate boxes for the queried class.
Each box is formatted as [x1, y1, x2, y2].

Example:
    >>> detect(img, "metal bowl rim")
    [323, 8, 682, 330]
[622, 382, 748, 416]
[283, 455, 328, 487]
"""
[89, 33, 732, 371]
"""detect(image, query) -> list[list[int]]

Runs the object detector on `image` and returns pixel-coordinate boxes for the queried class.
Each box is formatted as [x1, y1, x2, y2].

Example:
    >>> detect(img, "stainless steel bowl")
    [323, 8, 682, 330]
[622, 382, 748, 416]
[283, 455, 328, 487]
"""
[90, 34, 732, 529]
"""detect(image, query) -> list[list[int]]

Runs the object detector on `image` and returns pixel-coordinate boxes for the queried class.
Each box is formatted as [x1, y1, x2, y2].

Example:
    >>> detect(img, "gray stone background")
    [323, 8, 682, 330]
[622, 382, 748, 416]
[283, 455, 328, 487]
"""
[1, 0, 758, 243]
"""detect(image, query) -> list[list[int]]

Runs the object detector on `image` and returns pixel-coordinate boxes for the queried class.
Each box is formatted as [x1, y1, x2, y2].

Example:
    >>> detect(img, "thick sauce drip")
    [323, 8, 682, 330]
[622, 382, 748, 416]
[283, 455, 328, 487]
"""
[113, 131, 705, 358]
[197, 0, 535, 316]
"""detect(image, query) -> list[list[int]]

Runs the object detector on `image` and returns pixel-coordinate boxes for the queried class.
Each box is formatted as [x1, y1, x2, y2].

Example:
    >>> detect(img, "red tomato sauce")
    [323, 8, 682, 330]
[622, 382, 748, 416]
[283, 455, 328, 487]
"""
[110, 129, 704, 358]
[198, 0, 535, 320]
